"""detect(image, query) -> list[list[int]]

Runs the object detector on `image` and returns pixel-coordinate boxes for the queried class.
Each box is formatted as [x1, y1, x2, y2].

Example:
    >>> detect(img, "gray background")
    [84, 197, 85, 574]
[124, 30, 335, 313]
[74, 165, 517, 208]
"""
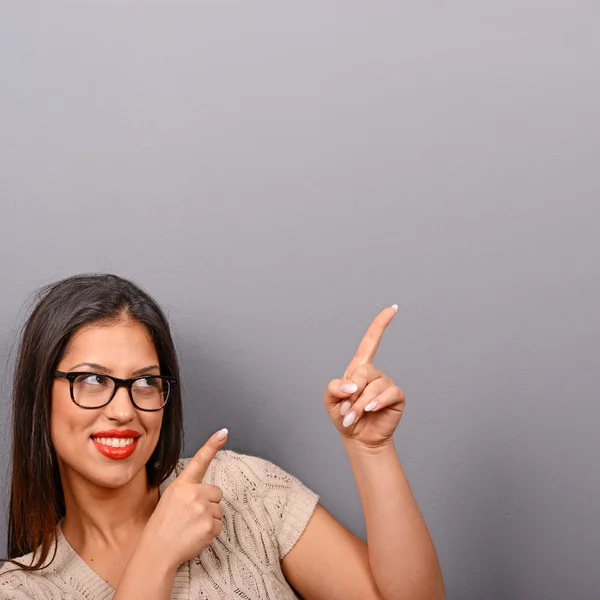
[1, 2, 599, 599]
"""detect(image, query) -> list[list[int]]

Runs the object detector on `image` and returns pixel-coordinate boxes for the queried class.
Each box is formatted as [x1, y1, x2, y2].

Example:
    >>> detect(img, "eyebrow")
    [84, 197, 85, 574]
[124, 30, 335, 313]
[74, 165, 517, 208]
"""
[68, 362, 161, 376]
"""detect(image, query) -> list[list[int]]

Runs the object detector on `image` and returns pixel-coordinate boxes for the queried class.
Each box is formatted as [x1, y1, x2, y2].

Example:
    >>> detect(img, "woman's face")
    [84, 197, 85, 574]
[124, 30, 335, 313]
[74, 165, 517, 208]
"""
[51, 318, 164, 491]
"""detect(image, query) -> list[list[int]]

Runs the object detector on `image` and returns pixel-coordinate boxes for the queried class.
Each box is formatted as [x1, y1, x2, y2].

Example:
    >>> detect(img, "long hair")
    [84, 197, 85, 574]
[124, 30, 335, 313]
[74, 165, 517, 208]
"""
[2, 273, 183, 571]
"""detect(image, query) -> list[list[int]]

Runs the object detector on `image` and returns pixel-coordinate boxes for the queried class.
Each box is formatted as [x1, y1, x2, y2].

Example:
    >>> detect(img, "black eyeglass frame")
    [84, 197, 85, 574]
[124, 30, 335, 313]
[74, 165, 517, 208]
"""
[53, 370, 177, 412]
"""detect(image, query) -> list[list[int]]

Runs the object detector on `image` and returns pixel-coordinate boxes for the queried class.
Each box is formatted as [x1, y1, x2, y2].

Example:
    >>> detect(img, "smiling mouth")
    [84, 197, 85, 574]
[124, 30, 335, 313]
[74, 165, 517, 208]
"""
[91, 436, 137, 448]
[90, 436, 140, 460]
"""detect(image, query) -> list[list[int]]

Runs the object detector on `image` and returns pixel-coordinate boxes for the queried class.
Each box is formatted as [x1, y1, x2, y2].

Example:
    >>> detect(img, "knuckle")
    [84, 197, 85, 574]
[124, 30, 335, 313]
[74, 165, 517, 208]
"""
[204, 484, 223, 500]
[188, 487, 202, 503]
[354, 364, 368, 378]
[199, 513, 213, 530]
[369, 364, 382, 377]
[357, 363, 376, 378]
[381, 377, 395, 391]
[194, 502, 206, 518]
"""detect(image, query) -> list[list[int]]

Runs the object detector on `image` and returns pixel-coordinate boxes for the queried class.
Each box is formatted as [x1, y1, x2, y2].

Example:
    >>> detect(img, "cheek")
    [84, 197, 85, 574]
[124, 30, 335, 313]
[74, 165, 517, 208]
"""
[138, 413, 164, 458]
[50, 383, 94, 450]
[142, 413, 164, 440]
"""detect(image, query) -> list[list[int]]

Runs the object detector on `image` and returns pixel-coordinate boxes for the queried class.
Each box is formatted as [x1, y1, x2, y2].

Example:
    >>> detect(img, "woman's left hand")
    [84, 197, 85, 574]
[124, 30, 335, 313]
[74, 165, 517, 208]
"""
[323, 305, 406, 449]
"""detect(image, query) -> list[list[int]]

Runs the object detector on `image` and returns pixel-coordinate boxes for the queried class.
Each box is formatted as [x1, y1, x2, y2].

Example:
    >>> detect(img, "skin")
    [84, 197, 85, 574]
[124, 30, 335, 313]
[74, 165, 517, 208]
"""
[51, 309, 444, 599]
[281, 306, 444, 599]
[52, 318, 164, 585]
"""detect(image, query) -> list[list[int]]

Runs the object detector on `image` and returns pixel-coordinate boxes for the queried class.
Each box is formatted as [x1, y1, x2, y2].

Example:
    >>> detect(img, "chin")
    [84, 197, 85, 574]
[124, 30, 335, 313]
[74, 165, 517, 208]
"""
[56, 442, 149, 491]
[81, 459, 144, 490]
[92, 469, 140, 489]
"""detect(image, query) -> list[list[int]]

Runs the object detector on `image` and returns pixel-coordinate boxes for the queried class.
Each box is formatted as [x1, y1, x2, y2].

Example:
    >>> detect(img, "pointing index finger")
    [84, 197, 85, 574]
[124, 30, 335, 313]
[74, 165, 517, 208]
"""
[179, 428, 228, 484]
[343, 304, 397, 379]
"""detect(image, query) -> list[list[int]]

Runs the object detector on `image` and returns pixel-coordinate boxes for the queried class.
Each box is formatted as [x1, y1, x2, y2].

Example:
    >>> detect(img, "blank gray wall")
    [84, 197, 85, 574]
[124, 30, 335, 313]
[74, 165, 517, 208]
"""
[1, 3, 599, 599]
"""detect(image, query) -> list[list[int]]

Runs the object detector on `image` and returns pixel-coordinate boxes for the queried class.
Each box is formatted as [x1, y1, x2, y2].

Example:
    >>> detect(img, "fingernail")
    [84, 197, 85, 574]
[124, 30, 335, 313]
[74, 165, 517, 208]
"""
[216, 428, 228, 441]
[342, 411, 356, 428]
[391, 304, 398, 312]
[341, 382, 358, 394]
[364, 401, 378, 412]
[340, 401, 352, 417]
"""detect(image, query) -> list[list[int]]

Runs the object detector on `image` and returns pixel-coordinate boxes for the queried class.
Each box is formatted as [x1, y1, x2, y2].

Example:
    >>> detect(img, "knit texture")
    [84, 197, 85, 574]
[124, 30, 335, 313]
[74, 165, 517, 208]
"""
[0, 449, 319, 599]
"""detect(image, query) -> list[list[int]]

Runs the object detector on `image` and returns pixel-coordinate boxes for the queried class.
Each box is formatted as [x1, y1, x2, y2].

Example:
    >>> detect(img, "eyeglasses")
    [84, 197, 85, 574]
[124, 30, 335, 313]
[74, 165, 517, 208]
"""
[53, 371, 177, 411]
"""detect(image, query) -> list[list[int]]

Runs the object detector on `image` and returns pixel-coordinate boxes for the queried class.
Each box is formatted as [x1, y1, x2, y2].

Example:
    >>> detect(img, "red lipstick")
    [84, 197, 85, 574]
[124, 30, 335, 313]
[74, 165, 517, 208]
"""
[92, 429, 141, 438]
[91, 429, 141, 460]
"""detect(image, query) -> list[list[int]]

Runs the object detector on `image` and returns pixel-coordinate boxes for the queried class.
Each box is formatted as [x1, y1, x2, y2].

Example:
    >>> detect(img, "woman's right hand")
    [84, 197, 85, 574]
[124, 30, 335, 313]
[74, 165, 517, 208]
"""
[141, 428, 229, 569]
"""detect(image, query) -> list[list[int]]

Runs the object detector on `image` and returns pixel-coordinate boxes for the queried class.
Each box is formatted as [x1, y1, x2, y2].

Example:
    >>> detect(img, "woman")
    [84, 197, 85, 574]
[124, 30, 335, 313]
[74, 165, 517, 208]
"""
[0, 274, 444, 600]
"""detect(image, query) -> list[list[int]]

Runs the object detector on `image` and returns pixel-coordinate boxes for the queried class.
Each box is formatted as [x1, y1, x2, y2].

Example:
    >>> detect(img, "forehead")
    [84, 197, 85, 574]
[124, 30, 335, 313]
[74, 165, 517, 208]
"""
[62, 320, 158, 360]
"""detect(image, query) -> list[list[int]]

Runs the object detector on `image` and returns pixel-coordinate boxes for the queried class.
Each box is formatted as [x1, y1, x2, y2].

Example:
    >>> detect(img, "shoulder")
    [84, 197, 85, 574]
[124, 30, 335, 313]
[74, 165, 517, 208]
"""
[0, 553, 64, 600]
[0, 563, 28, 599]
[169, 449, 314, 494]
[0, 528, 88, 599]
[168, 449, 319, 559]
[0, 556, 31, 586]
[163, 448, 321, 515]
[0, 552, 35, 581]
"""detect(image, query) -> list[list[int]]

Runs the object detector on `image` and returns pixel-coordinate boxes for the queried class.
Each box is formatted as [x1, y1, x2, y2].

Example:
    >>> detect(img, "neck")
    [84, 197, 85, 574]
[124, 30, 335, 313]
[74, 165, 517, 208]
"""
[59, 462, 160, 551]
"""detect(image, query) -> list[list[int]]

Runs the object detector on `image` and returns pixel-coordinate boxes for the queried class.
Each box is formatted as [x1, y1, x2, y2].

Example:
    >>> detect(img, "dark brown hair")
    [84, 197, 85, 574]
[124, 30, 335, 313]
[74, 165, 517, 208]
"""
[2, 273, 183, 572]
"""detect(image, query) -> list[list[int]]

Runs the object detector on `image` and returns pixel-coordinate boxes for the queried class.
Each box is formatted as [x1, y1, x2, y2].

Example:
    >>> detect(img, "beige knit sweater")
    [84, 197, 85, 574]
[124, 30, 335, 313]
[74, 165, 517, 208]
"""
[0, 449, 319, 599]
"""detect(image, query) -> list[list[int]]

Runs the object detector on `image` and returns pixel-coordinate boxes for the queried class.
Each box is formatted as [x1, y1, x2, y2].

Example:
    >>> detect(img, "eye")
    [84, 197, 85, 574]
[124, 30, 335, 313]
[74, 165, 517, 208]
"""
[79, 374, 108, 386]
[133, 376, 160, 388]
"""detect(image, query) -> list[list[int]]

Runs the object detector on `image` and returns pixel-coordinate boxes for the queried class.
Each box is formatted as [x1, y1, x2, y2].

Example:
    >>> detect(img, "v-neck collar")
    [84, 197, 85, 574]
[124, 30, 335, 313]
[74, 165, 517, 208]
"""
[54, 466, 190, 599]
[56, 522, 191, 599]
[55, 522, 116, 599]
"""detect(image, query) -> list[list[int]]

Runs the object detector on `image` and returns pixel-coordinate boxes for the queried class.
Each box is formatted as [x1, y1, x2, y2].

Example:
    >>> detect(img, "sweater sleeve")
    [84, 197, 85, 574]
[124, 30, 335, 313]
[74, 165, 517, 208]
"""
[220, 450, 320, 560]
[0, 588, 29, 600]
[0, 571, 37, 600]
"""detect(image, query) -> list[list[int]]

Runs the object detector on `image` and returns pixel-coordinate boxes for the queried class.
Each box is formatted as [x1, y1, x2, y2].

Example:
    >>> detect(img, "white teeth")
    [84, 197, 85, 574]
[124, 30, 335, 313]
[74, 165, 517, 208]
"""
[93, 437, 135, 448]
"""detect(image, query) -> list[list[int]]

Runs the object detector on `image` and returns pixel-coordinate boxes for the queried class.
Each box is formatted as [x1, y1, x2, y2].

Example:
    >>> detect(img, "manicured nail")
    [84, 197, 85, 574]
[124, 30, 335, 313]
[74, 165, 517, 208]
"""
[342, 411, 356, 428]
[341, 382, 358, 394]
[364, 401, 378, 412]
[391, 304, 398, 312]
[216, 428, 228, 441]
[340, 401, 352, 417]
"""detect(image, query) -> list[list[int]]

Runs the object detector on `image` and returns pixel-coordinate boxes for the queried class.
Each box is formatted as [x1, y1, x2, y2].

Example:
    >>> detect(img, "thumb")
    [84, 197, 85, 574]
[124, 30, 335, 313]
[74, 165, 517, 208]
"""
[179, 428, 229, 483]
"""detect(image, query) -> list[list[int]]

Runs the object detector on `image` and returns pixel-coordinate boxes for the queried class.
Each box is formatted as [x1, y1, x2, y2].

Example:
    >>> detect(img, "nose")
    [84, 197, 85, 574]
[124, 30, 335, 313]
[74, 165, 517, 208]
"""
[104, 385, 136, 423]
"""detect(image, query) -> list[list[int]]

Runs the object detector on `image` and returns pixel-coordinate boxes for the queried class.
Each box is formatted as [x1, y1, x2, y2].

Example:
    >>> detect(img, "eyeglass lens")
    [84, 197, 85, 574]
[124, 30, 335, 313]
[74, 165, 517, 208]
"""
[72, 374, 169, 409]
